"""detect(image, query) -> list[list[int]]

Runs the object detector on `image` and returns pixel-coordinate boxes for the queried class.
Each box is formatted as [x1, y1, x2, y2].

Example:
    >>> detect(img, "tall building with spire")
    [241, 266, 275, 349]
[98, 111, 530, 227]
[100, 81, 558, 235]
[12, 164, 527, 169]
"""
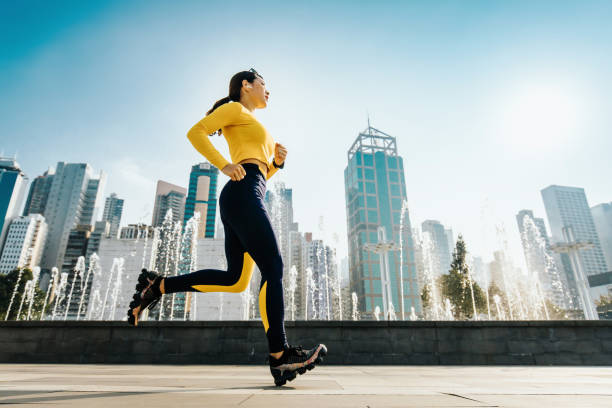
[344, 124, 420, 318]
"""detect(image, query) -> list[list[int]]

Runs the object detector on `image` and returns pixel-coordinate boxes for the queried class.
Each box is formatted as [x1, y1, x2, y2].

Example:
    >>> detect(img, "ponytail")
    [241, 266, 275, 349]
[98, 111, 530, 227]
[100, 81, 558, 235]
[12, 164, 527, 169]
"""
[205, 69, 262, 136]
[205, 96, 232, 136]
[206, 96, 232, 116]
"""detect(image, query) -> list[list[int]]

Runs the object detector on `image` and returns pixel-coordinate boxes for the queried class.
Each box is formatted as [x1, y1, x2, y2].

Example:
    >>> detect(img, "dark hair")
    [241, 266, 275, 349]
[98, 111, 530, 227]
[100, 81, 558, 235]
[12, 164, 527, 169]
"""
[206, 70, 263, 136]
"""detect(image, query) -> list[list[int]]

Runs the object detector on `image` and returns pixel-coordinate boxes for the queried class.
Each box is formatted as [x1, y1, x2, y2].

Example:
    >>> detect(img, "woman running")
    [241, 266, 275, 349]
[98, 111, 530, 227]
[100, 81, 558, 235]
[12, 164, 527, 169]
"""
[127, 68, 327, 386]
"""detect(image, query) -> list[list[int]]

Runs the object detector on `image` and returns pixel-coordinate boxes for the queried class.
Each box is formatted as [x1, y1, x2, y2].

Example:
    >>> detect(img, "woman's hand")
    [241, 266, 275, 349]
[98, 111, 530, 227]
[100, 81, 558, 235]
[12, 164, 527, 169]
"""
[274, 142, 288, 165]
[222, 163, 246, 181]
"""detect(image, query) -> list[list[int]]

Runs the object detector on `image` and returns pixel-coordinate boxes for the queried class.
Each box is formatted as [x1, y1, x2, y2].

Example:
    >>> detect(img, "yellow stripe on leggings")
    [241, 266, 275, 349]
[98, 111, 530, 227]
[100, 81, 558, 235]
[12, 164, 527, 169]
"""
[190, 252, 255, 293]
[259, 281, 269, 332]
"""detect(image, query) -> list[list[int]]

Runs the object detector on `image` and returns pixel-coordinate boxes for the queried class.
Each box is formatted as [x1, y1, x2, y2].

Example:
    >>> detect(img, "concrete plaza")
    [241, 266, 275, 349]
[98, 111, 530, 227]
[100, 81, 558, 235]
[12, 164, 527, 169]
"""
[1, 365, 611, 407]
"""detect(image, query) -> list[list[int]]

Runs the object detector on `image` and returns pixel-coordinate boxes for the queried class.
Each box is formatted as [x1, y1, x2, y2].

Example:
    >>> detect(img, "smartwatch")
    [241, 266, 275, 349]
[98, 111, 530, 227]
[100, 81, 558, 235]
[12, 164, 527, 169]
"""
[272, 158, 284, 169]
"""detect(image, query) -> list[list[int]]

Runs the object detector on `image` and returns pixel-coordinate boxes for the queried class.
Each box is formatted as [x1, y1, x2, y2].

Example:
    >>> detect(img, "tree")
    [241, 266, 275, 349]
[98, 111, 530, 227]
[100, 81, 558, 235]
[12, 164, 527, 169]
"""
[0, 268, 46, 320]
[439, 235, 487, 319]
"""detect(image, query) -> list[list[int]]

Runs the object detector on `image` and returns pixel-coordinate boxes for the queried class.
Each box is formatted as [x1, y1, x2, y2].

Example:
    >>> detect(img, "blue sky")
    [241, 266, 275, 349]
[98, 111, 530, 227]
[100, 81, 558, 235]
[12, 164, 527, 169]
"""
[1, 0, 611, 266]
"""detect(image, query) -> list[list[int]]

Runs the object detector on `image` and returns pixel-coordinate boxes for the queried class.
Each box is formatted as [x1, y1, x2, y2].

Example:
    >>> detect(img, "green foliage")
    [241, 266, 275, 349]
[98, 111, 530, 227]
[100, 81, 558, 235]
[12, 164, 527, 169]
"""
[439, 235, 487, 319]
[0, 268, 47, 320]
[595, 295, 612, 307]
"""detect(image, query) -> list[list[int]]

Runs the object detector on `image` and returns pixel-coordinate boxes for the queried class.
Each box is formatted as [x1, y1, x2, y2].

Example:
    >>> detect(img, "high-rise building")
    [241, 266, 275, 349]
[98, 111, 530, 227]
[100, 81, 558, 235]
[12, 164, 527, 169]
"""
[301, 238, 338, 320]
[152, 180, 186, 227]
[183, 162, 218, 238]
[40, 162, 106, 271]
[591, 202, 612, 271]
[421, 220, 452, 276]
[102, 193, 124, 238]
[344, 124, 420, 318]
[264, 183, 299, 296]
[541, 185, 609, 302]
[58, 224, 93, 319]
[516, 209, 570, 308]
[0, 158, 29, 253]
[444, 228, 454, 258]
[0, 214, 47, 274]
[22, 169, 54, 216]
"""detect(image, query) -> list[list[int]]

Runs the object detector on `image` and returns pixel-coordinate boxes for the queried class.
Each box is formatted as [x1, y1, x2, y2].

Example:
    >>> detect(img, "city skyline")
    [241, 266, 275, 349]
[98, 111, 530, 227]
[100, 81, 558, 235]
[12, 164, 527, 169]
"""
[2, 1, 611, 267]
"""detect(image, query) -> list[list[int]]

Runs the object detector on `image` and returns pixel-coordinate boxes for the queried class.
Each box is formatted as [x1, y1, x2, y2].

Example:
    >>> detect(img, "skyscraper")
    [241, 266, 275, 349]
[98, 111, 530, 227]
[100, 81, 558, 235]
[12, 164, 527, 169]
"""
[152, 180, 186, 227]
[541, 185, 609, 303]
[41, 162, 106, 271]
[444, 228, 454, 258]
[344, 124, 420, 318]
[516, 209, 570, 308]
[22, 169, 54, 216]
[421, 220, 452, 276]
[591, 202, 612, 271]
[102, 193, 124, 238]
[264, 183, 298, 290]
[61, 224, 94, 319]
[183, 162, 218, 238]
[0, 214, 47, 274]
[0, 158, 29, 253]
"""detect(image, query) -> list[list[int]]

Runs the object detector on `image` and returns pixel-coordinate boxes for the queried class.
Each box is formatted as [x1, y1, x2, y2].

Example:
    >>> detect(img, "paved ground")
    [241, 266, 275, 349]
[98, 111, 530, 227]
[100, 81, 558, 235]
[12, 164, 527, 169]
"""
[1, 364, 611, 407]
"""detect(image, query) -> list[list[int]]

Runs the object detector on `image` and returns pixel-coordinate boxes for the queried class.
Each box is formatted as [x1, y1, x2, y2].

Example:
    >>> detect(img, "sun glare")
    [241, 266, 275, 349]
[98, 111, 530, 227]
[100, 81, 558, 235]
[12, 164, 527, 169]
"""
[500, 83, 581, 151]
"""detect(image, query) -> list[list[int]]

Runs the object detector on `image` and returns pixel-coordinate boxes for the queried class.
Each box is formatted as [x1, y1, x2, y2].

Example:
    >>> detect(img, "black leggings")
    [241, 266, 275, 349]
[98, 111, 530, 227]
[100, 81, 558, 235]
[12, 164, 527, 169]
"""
[164, 163, 288, 353]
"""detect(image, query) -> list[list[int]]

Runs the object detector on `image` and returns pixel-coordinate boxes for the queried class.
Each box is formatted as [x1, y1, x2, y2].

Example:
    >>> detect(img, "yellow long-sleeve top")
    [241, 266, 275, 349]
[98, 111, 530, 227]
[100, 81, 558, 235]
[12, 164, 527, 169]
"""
[186, 101, 279, 180]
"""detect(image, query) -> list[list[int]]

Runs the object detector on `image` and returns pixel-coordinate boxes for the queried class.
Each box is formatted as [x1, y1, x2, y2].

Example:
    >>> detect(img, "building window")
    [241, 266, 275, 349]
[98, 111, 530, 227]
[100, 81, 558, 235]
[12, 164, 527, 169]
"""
[366, 196, 377, 208]
[373, 279, 381, 293]
[390, 183, 400, 196]
[364, 154, 373, 167]
[367, 210, 378, 223]
[366, 182, 376, 194]
[389, 172, 398, 182]
[365, 169, 374, 180]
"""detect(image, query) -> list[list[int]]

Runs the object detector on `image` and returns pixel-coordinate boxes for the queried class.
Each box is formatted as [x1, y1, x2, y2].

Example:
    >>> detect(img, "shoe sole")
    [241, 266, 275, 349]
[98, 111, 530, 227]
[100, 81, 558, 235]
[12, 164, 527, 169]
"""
[127, 269, 161, 326]
[272, 344, 328, 386]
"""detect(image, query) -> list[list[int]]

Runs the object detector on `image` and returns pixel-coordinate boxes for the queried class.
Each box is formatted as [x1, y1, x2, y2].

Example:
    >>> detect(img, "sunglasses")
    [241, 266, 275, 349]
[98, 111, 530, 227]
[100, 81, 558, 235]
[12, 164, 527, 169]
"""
[249, 68, 263, 78]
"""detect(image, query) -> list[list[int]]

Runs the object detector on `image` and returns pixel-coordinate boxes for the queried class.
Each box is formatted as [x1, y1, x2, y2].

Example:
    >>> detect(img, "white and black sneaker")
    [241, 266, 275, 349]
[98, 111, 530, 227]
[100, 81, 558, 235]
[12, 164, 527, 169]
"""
[127, 268, 163, 326]
[268, 343, 327, 386]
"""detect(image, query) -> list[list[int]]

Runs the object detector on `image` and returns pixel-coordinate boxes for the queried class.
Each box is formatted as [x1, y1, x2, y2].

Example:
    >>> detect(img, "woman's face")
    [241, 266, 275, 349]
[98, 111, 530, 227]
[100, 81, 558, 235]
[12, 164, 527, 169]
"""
[244, 76, 269, 108]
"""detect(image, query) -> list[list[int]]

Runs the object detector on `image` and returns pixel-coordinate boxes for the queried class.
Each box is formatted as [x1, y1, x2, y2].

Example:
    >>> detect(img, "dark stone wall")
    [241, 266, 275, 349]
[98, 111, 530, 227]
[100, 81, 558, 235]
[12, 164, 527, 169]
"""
[1, 320, 611, 365]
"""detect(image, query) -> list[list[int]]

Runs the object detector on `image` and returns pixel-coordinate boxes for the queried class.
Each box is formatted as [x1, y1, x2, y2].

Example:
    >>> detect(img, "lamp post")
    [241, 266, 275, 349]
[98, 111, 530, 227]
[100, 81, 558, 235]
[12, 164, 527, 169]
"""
[364, 226, 399, 320]
[550, 226, 598, 320]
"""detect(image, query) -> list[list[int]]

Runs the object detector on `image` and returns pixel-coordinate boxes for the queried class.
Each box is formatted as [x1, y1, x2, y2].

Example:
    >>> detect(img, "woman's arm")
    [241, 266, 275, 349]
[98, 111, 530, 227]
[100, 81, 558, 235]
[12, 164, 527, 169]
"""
[266, 159, 280, 180]
[186, 102, 241, 171]
[266, 143, 287, 180]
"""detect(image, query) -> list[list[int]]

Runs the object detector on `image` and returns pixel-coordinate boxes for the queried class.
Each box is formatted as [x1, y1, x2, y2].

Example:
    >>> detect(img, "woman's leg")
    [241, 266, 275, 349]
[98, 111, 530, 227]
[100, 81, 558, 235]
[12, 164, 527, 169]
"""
[162, 217, 255, 294]
[222, 201, 288, 354]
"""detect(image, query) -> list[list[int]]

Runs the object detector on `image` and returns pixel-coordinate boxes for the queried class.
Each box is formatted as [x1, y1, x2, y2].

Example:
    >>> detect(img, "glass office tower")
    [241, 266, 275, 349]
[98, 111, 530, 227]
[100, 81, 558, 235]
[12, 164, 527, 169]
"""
[344, 125, 420, 318]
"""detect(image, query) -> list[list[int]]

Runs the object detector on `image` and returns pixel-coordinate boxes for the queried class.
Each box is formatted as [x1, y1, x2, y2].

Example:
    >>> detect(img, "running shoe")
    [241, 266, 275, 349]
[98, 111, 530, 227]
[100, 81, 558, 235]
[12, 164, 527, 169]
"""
[127, 268, 163, 326]
[269, 343, 327, 386]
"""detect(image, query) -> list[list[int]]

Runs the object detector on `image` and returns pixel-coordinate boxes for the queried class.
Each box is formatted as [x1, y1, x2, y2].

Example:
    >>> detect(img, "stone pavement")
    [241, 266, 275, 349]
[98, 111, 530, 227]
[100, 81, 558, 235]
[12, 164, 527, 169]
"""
[0, 364, 611, 407]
